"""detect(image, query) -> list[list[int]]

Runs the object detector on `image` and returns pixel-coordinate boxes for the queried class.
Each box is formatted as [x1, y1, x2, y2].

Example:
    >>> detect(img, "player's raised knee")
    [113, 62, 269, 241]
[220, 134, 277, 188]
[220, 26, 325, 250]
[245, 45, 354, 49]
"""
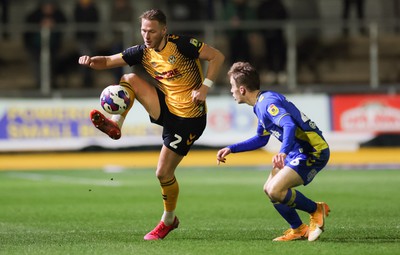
[121, 73, 137, 86]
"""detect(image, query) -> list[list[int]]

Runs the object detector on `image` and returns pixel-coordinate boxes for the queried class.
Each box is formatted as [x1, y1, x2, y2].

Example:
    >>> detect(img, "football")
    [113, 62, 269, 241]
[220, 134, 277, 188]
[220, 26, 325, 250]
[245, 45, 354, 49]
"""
[100, 85, 131, 114]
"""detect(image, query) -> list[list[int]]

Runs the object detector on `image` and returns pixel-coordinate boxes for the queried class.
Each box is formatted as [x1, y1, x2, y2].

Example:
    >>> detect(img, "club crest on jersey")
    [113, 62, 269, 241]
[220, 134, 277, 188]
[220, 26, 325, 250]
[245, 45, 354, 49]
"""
[168, 55, 176, 64]
[268, 104, 279, 116]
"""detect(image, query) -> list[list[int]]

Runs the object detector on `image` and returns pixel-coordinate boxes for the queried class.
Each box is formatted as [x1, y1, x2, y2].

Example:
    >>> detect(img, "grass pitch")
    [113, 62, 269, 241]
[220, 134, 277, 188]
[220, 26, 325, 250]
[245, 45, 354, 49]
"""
[0, 167, 399, 255]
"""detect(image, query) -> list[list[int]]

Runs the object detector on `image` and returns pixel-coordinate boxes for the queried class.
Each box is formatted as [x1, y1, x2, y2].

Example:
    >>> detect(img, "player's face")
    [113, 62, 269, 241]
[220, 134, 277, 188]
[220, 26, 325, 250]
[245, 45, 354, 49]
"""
[141, 19, 167, 50]
[230, 77, 244, 104]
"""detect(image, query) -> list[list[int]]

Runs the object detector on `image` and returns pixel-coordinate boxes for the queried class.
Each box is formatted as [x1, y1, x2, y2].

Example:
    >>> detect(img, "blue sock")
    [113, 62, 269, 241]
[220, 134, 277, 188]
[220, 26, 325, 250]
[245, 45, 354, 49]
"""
[282, 188, 317, 214]
[273, 202, 303, 229]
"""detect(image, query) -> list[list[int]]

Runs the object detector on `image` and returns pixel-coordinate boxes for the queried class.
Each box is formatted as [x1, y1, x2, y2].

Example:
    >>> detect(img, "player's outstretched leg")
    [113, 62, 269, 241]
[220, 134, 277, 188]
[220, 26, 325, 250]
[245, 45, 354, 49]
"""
[143, 216, 180, 240]
[308, 202, 330, 241]
[90, 109, 122, 140]
[91, 81, 135, 140]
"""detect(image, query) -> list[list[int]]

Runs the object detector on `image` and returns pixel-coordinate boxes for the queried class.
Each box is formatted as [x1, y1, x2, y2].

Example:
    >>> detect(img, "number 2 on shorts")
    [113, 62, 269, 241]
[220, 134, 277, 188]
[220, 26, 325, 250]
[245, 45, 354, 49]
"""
[169, 134, 182, 149]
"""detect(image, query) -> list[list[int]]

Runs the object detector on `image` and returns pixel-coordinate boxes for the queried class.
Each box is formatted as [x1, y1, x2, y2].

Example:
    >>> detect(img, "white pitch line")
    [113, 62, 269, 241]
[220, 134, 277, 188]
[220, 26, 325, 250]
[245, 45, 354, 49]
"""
[6, 172, 121, 186]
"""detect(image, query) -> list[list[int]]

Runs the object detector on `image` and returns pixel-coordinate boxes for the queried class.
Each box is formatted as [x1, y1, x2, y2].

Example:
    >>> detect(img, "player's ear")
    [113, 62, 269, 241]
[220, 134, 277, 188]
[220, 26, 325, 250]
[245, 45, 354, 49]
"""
[161, 25, 167, 36]
[239, 86, 246, 95]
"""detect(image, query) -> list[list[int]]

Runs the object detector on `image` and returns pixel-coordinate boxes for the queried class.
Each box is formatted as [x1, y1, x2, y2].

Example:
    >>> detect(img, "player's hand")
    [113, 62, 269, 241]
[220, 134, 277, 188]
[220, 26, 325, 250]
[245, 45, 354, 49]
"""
[216, 147, 231, 165]
[78, 55, 91, 66]
[191, 85, 208, 104]
[78, 55, 103, 69]
[78, 55, 92, 66]
[272, 152, 286, 169]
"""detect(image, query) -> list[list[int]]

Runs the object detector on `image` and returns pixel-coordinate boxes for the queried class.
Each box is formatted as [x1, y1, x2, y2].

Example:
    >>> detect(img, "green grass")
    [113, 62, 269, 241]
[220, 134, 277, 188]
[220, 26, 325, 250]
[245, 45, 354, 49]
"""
[0, 167, 399, 255]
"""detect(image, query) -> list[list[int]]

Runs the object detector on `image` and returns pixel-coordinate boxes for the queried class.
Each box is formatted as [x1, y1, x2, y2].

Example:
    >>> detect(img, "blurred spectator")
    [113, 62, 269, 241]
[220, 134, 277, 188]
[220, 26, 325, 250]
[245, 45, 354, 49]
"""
[221, 0, 256, 65]
[1, 0, 9, 39]
[291, 0, 323, 83]
[342, 0, 366, 36]
[23, 1, 67, 88]
[166, 0, 203, 37]
[394, 0, 400, 33]
[74, 0, 99, 87]
[205, 0, 216, 20]
[110, 0, 134, 81]
[110, 0, 134, 26]
[256, 0, 288, 85]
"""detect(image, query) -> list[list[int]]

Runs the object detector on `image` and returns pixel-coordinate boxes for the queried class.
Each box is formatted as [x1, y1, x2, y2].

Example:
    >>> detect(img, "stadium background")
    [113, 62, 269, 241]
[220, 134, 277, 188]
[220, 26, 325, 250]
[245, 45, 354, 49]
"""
[1, 1, 400, 254]
[1, 0, 400, 167]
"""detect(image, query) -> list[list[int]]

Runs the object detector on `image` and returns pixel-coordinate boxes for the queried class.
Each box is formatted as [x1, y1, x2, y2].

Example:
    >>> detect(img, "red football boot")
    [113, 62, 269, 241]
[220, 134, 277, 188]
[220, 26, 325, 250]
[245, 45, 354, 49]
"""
[144, 217, 180, 240]
[90, 109, 121, 140]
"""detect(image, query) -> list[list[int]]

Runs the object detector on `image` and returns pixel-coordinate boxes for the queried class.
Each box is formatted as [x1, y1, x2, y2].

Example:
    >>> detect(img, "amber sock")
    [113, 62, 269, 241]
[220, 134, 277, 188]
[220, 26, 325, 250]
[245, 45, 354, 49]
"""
[110, 81, 135, 128]
[160, 176, 179, 225]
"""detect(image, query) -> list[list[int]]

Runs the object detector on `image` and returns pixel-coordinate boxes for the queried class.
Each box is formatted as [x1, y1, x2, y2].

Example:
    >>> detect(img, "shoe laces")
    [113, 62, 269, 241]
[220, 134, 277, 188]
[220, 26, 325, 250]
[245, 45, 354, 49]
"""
[282, 228, 295, 236]
[150, 222, 167, 235]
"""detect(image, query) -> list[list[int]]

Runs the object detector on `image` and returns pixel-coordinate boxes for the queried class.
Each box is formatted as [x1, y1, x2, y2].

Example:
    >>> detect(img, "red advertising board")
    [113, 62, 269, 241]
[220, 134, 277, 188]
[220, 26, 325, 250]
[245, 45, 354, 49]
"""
[332, 94, 400, 133]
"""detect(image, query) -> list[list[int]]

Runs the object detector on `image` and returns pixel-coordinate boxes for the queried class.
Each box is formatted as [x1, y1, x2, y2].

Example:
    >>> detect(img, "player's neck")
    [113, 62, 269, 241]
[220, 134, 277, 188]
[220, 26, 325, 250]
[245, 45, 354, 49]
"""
[155, 34, 167, 52]
[248, 90, 261, 106]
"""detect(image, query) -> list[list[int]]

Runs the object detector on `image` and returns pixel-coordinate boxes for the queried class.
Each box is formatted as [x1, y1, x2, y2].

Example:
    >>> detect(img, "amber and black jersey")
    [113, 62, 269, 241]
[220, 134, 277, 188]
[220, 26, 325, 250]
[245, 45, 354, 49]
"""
[121, 34, 206, 118]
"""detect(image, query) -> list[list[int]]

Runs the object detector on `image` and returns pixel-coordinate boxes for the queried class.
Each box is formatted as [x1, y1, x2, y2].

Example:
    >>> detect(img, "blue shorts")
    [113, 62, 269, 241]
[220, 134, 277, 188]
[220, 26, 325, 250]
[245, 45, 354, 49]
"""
[285, 148, 330, 185]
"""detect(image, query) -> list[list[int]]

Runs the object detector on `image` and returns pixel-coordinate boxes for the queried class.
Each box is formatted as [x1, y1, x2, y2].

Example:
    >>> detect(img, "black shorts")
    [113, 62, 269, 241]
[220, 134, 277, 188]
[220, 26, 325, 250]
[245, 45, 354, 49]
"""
[150, 88, 207, 156]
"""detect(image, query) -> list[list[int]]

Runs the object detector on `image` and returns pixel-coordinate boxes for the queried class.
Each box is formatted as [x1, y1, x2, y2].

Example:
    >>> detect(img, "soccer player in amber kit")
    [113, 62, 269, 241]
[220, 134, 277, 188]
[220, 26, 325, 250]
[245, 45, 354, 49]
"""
[217, 62, 330, 241]
[79, 9, 224, 240]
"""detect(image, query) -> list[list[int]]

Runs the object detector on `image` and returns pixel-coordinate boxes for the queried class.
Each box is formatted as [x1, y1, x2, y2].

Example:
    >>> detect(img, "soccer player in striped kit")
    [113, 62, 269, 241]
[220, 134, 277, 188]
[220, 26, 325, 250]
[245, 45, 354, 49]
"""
[79, 9, 225, 240]
[217, 62, 330, 241]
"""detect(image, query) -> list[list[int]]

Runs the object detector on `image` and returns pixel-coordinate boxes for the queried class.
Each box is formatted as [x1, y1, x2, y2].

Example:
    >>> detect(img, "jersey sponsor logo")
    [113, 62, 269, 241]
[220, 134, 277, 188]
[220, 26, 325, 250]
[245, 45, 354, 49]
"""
[186, 133, 197, 145]
[168, 55, 176, 65]
[154, 68, 182, 81]
[268, 104, 279, 116]
[190, 38, 199, 47]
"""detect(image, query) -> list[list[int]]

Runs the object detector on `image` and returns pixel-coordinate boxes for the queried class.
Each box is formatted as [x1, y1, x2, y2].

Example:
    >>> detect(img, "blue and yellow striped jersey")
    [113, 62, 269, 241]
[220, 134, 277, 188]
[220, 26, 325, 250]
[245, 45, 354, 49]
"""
[255, 91, 329, 156]
[121, 34, 206, 118]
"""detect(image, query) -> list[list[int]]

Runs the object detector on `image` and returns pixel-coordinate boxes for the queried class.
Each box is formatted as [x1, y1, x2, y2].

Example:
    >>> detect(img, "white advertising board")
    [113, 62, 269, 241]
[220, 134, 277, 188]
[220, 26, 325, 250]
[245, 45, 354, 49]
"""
[0, 94, 330, 152]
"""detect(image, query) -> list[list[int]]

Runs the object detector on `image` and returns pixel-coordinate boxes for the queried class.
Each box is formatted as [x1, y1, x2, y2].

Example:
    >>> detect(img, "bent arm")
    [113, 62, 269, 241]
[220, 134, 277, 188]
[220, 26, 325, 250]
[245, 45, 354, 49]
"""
[198, 43, 225, 83]
[191, 43, 225, 103]
[78, 53, 127, 70]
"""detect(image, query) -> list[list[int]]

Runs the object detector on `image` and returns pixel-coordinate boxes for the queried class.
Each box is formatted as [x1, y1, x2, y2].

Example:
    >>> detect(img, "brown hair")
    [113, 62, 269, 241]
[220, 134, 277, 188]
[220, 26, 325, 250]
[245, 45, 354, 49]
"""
[139, 9, 167, 26]
[227, 62, 260, 91]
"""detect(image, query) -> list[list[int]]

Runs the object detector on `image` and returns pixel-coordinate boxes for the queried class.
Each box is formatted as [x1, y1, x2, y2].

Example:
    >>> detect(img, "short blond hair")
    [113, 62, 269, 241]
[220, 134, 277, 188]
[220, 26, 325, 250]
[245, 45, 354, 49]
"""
[139, 9, 167, 26]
